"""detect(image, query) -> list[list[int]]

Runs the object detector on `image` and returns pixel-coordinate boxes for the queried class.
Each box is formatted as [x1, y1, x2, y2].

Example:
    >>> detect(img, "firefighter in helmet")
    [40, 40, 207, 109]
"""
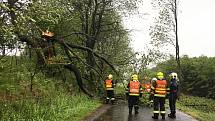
[104, 74, 115, 104]
[168, 72, 180, 118]
[149, 77, 157, 105]
[151, 72, 169, 119]
[126, 74, 143, 114]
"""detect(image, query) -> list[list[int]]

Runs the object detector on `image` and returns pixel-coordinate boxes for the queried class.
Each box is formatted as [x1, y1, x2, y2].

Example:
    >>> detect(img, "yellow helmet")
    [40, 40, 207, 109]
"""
[108, 74, 113, 79]
[157, 72, 164, 79]
[131, 74, 138, 81]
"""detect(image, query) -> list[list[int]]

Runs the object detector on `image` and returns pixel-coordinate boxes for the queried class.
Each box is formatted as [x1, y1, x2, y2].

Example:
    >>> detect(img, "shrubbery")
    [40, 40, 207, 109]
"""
[155, 55, 215, 98]
[177, 95, 215, 121]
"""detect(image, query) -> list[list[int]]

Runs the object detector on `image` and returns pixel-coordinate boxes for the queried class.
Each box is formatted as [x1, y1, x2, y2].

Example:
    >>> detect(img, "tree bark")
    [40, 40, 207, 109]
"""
[64, 64, 93, 97]
[174, 0, 183, 81]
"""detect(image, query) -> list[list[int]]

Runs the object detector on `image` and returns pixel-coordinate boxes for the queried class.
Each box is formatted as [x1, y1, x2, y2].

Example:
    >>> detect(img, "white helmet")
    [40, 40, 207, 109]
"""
[152, 78, 157, 81]
[170, 72, 178, 80]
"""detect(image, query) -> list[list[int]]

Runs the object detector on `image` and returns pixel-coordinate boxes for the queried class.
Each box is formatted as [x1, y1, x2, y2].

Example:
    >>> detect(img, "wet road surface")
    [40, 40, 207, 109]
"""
[93, 102, 197, 121]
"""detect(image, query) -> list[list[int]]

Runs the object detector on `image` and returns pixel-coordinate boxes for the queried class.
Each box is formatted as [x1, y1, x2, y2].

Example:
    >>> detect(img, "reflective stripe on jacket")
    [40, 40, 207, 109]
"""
[170, 79, 178, 93]
[154, 80, 167, 97]
[129, 81, 141, 96]
[105, 79, 113, 90]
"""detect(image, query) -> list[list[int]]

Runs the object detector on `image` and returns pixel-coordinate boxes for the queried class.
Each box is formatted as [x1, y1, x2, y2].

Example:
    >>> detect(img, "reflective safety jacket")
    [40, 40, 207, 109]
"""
[144, 84, 151, 93]
[128, 81, 142, 96]
[153, 79, 168, 97]
[169, 79, 179, 93]
[105, 79, 114, 90]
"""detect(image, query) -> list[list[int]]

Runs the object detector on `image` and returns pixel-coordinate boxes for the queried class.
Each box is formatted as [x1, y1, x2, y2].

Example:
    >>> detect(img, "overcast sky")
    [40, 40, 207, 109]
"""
[123, 0, 215, 57]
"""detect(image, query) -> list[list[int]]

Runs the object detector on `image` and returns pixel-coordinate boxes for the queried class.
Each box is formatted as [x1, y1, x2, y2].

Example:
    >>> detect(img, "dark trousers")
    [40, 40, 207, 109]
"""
[153, 96, 166, 117]
[128, 96, 139, 111]
[106, 90, 114, 99]
[169, 93, 177, 114]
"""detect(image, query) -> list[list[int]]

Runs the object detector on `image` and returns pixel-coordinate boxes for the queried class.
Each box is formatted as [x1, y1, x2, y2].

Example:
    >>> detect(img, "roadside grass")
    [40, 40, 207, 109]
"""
[0, 93, 101, 121]
[177, 95, 215, 121]
[0, 56, 102, 121]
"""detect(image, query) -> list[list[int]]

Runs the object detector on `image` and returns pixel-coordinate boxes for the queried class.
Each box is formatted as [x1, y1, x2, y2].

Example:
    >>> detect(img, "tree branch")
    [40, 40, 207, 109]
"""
[58, 39, 118, 75]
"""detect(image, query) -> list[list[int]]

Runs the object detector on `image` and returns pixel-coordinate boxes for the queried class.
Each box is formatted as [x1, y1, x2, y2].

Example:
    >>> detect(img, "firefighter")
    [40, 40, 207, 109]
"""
[126, 74, 143, 114]
[104, 74, 115, 104]
[151, 72, 169, 119]
[168, 72, 180, 118]
[149, 77, 157, 106]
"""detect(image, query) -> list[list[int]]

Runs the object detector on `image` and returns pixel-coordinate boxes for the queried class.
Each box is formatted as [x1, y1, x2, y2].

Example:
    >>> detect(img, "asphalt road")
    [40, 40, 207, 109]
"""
[92, 102, 198, 121]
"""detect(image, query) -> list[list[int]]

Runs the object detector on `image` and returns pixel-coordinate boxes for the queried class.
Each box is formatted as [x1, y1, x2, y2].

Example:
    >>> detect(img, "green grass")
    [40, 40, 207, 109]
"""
[0, 93, 101, 121]
[177, 95, 215, 121]
[0, 56, 102, 121]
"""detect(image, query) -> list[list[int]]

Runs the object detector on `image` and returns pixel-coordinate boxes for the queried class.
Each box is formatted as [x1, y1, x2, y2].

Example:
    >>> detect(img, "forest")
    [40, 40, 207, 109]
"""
[153, 55, 215, 99]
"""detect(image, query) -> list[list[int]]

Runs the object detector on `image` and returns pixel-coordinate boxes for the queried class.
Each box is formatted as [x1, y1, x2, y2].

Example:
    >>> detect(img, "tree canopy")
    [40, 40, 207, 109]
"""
[0, 0, 141, 97]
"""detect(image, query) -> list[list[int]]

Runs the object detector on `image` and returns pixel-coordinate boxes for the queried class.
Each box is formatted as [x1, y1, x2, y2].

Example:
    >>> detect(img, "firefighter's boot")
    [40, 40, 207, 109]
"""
[152, 114, 158, 119]
[134, 105, 139, 114]
[110, 98, 115, 105]
[168, 113, 176, 118]
[106, 98, 109, 104]
[161, 115, 165, 119]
